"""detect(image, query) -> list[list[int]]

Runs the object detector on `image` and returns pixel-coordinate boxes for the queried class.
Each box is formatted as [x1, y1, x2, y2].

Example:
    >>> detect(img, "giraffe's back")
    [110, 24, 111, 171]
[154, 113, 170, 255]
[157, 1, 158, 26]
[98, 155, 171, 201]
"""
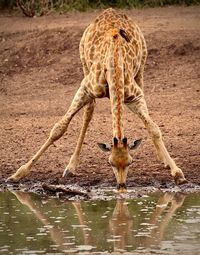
[80, 8, 147, 82]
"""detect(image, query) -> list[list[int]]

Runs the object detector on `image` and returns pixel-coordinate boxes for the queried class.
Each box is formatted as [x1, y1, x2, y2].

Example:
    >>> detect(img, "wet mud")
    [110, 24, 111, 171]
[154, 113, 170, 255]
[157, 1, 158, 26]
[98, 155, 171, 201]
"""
[1, 181, 200, 200]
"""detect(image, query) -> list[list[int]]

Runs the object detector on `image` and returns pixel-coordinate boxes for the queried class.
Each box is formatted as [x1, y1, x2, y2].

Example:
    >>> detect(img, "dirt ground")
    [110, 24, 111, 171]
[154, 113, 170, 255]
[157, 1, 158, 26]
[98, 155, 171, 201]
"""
[0, 6, 200, 191]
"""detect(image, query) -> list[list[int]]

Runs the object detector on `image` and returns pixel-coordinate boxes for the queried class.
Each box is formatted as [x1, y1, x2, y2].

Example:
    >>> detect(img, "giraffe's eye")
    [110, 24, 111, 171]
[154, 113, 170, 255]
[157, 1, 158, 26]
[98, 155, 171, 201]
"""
[128, 156, 133, 165]
[109, 159, 115, 167]
[129, 159, 133, 165]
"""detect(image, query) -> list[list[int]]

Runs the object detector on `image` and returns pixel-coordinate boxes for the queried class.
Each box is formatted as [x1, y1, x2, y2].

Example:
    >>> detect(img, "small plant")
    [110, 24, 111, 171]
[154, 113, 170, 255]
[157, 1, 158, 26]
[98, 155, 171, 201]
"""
[16, 0, 54, 17]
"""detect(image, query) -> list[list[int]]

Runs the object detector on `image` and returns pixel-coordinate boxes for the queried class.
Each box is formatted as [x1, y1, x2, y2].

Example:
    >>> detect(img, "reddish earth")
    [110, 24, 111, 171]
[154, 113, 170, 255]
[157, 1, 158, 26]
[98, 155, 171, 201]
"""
[0, 7, 200, 190]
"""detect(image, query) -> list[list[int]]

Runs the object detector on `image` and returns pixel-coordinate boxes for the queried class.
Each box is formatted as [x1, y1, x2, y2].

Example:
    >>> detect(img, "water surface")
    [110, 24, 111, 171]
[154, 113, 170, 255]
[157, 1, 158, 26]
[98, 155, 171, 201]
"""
[0, 191, 199, 254]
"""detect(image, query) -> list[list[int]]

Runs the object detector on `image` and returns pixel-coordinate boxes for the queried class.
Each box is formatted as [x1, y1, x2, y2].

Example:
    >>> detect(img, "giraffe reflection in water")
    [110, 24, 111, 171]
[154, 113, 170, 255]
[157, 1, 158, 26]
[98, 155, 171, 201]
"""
[12, 192, 93, 253]
[12, 192, 185, 253]
[110, 193, 185, 252]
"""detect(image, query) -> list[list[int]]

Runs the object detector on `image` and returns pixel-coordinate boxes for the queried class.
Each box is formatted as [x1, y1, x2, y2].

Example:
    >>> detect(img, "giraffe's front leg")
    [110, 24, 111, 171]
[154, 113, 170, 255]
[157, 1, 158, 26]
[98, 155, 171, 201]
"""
[126, 97, 187, 185]
[7, 82, 92, 182]
[63, 100, 95, 177]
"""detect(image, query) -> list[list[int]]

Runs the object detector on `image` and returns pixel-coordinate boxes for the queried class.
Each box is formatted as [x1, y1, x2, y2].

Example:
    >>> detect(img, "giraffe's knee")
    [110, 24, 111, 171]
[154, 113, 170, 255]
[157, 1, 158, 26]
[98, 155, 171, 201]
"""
[50, 119, 69, 141]
[147, 121, 162, 140]
[85, 101, 95, 119]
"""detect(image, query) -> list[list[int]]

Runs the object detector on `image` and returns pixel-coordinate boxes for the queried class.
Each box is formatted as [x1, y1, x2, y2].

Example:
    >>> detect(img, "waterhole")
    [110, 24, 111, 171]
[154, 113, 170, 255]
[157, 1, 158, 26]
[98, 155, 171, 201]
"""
[0, 191, 199, 254]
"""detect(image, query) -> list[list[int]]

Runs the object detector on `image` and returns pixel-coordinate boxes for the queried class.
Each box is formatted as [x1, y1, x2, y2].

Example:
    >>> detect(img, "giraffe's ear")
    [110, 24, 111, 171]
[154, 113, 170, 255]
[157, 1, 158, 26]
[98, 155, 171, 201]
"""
[128, 139, 142, 150]
[97, 143, 111, 152]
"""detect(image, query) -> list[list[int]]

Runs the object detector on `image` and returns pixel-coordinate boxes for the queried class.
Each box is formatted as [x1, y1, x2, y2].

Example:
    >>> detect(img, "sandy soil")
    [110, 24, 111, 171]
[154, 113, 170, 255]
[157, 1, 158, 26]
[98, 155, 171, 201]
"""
[0, 7, 200, 190]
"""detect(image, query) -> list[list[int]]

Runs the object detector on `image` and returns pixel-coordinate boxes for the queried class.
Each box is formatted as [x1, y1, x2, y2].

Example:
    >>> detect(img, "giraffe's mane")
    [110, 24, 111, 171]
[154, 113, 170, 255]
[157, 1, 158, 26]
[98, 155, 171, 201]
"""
[113, 30, 122, 141]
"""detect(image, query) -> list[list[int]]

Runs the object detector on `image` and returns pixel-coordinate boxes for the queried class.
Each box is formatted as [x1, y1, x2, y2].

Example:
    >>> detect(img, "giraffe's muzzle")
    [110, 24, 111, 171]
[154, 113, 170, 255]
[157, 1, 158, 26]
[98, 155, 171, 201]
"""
[117, 183, 127, 192]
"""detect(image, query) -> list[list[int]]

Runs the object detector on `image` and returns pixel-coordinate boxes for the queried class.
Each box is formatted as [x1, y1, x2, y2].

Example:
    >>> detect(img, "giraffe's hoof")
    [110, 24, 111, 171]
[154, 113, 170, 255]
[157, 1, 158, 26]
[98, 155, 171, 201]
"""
[174, 173, 188, 185]
[6, 175, 21, 183]
[6, 164, 30, 183]
[62, 169, 76, 178]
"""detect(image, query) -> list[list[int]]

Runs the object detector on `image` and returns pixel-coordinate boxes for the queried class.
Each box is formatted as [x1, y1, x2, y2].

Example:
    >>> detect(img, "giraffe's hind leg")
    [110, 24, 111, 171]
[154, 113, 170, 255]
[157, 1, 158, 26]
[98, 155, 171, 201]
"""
[126, 94, 187, 185]
[63, 100, 95, 177]
[7, 80, 93, 182]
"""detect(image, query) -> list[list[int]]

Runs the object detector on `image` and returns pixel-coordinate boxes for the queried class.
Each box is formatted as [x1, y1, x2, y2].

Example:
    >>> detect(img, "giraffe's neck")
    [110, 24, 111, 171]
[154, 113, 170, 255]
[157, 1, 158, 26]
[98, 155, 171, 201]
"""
[107, 34, 125, 141]
[110, 89, 124, 141]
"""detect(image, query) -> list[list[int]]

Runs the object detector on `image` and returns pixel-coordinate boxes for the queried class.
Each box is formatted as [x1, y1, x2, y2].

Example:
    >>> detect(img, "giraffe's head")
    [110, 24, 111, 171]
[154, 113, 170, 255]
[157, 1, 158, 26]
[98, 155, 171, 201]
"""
[97, 137, 142, 192]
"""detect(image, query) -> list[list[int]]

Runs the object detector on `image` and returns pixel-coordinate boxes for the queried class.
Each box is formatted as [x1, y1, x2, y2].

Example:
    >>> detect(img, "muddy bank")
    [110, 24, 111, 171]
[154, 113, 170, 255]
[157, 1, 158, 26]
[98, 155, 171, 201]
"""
[1, 181, 200, 200]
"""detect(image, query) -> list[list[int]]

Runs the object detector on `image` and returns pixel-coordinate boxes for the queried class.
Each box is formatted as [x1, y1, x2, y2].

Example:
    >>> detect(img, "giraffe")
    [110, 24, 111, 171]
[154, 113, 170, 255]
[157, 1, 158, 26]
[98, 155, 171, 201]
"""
[7, 8, 187, 191]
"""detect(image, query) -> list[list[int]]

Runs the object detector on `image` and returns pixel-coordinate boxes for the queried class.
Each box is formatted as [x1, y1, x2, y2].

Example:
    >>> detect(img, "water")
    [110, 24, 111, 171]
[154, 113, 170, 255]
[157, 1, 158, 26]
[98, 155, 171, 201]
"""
[0, 191, 199, 254]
